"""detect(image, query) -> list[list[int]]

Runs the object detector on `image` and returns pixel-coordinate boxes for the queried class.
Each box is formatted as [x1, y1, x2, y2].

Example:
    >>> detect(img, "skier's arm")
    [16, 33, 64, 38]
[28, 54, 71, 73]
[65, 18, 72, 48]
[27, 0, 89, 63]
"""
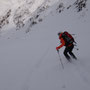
[56, 38, 65, 50]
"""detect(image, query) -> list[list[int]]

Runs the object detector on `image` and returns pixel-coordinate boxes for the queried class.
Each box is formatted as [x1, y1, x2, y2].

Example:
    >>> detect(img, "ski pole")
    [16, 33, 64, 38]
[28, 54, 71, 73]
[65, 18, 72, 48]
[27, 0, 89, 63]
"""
[74, 45, 79, 50]
[74, 43, 79, 50]
[57, 50, 64, 69]
[74, 48, 79, 50]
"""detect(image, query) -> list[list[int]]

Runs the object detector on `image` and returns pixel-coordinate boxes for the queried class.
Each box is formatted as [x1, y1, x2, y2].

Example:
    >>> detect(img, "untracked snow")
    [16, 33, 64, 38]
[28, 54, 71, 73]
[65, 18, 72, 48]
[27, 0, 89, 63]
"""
[0, 0, 90, 90]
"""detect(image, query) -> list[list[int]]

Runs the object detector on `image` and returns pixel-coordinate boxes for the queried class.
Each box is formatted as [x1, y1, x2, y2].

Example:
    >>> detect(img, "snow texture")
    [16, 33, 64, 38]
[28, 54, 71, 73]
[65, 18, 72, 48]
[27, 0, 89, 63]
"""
[0, 0, 90, 90]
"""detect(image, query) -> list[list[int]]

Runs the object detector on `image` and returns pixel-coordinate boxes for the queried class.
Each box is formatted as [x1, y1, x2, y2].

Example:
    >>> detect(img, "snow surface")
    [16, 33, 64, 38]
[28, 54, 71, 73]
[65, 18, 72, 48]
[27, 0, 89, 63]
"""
[0, 0, 90, 90]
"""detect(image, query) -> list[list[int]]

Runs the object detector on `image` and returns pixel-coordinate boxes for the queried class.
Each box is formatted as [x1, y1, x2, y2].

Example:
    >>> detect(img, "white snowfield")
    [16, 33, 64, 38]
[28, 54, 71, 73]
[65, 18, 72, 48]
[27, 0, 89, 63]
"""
[0, 0, 90, 90]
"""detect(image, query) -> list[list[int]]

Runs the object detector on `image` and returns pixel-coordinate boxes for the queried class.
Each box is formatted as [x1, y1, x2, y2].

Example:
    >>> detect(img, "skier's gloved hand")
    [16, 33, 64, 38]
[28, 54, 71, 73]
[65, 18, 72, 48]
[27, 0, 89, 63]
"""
[56, 47, 59, 50]
[56, 47, 59, 52]
[57, 49, 59, 53]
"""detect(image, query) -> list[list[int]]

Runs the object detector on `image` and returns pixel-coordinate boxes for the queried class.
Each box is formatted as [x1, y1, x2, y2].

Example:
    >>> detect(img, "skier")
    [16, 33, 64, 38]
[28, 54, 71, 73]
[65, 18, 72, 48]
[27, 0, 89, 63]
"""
[56, 31, 77, 61]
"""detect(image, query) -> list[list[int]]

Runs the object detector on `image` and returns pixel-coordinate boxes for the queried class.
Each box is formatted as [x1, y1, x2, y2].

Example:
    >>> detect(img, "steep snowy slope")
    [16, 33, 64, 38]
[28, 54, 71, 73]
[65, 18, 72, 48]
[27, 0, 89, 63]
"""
[0, 0, 45, 30]
[0, 0, 90, 90]
[0, 0, 59, 31]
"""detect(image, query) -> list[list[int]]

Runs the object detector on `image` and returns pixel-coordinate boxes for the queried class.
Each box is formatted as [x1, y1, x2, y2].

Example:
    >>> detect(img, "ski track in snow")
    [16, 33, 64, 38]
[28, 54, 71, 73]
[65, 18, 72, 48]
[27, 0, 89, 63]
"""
[71, 60, 90, 85]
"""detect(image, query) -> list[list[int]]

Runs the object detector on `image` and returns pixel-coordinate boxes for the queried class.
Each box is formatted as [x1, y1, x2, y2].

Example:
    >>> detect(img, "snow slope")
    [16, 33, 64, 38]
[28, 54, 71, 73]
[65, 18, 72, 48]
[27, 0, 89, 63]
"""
[0, 0, 90, 90]
[0, 0, 60, 31]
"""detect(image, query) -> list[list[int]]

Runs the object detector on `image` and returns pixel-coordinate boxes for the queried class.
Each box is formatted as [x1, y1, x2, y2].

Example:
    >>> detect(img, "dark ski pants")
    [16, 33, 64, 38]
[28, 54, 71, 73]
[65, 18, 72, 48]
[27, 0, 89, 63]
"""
[63, 44, 77, 61]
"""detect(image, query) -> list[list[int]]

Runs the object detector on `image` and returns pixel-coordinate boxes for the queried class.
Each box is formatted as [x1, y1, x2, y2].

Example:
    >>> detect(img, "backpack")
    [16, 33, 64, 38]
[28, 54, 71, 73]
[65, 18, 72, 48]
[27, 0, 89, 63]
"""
[61, 31, 74, 46]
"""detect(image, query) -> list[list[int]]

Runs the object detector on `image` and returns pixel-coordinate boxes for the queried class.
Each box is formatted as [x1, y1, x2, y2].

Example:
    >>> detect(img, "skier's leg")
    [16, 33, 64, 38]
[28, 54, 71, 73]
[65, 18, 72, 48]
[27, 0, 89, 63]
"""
[69, 45, 77, 60]
[69, 51, 77, 60]
[64, 47, 71, 61]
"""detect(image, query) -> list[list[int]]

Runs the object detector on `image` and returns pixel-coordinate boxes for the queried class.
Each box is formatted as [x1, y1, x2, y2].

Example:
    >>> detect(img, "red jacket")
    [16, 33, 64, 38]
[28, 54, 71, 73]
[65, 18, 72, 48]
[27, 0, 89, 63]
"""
[56, 33, 65, 50]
